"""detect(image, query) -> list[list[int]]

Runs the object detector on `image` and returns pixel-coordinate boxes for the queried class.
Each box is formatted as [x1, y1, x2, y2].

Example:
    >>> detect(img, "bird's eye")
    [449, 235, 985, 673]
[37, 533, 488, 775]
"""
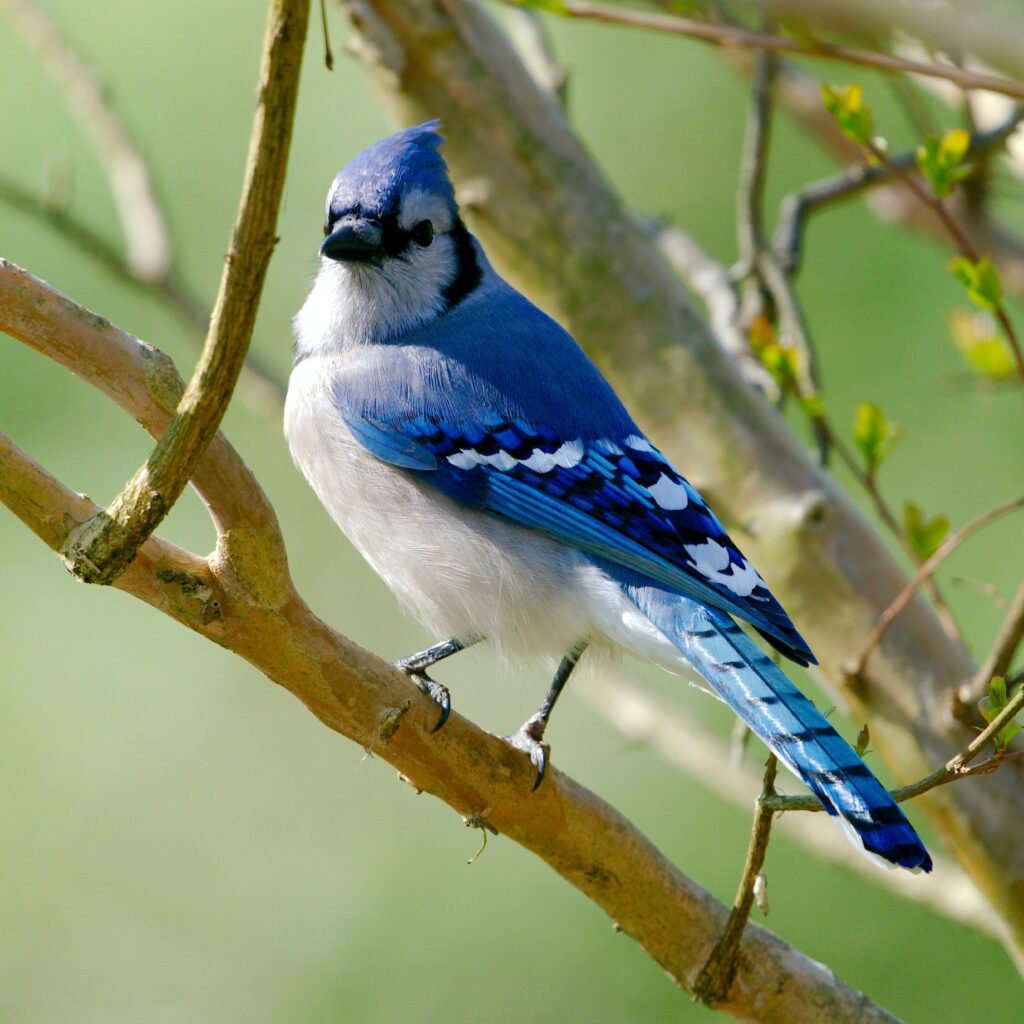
[411, 220, 434, 247]
[323, 219, 332, 238]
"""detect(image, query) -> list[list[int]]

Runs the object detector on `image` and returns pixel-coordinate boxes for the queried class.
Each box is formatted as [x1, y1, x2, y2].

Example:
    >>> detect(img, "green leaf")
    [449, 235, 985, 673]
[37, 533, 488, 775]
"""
[902, 502, 950, 561]
[915, 129, 975, 197]
[978, 677, 1023, 754]
[948, 308, 1017, 380]
[853, 401, 900, 474]
[950, 255, 1004, 312]
[854, 723, 871, 757]
[822, 83, 874, 145]
[798, 393, 826, 420]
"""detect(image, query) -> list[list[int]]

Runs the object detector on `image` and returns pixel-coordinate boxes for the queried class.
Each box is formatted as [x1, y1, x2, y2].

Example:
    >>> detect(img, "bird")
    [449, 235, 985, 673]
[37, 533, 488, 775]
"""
[284, 122, 932, 873]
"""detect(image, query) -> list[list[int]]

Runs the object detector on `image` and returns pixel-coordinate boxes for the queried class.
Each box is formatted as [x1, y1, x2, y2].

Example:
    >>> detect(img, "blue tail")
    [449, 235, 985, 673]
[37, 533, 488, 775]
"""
[616, 575, 932, 872]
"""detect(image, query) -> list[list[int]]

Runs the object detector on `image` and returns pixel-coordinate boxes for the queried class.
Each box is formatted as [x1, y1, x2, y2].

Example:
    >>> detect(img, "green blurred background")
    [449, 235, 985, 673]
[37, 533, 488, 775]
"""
[1, 2, 1022, 1021]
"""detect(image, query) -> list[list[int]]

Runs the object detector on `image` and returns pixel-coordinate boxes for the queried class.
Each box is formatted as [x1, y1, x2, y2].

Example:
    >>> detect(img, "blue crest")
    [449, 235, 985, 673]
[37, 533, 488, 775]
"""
[327, 121, 456, 219]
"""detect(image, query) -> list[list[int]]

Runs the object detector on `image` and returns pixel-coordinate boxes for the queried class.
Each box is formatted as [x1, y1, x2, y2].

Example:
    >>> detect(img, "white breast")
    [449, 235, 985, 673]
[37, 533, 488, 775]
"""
[284, 355, 606, 660]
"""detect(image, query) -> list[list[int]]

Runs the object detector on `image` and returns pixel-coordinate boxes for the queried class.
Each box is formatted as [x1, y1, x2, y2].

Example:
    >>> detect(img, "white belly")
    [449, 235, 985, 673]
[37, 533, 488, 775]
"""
[285, 357, 605, 659]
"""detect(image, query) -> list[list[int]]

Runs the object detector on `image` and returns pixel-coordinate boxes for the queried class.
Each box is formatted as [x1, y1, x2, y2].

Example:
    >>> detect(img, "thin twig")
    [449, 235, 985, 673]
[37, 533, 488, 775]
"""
[737, 45, 775, 267]
[1, 0, 172, 280]
[693, 755, 778, 1005]
[733, 45, 827, 450]
[866, 140, 1024, 386]
[0, 175, 287, 412]
[774, 107, 1024, 277]
[61, 0, 308, 585]
[530, 0, 1024, 100]
[820, 428, 961, 642]
[849, 496, 1024, 680]
[959, 579, 1024, 710]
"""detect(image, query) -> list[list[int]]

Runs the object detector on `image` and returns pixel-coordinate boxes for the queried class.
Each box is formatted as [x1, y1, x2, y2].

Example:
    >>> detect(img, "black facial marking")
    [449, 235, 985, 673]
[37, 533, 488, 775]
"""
[441, 218, 482, 311]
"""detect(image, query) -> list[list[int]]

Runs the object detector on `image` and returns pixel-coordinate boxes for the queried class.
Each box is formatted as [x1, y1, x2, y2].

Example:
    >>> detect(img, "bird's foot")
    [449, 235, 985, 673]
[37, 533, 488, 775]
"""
[397, 665, 451, 733]
[506, 716, 550, 791]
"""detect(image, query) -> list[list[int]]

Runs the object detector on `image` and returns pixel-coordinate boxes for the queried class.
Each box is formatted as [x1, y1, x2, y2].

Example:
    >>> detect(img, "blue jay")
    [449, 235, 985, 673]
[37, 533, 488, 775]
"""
[285, 123, 931, 873]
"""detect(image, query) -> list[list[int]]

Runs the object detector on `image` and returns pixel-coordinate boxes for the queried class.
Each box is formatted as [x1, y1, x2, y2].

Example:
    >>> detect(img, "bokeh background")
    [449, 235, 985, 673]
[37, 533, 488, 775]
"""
[2, 2, 1022, 1021]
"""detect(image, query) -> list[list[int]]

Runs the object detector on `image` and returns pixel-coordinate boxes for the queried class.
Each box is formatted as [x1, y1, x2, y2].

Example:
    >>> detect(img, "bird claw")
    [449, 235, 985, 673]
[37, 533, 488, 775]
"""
[506, 718, 550, 791]
[398, 666, 451, 732]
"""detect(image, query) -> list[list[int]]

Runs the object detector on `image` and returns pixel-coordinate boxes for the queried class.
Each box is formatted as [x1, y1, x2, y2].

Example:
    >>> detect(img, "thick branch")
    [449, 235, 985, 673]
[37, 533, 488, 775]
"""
[0, 267, 903, 1024]
[338, 0, 1024, 965]
[61, 0, 308, 585]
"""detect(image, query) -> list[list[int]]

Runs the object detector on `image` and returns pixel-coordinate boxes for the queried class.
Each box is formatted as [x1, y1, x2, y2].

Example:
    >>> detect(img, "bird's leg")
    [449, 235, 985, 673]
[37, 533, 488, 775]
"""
[507, 642, 587, 790]
[395, 636, 480, 732]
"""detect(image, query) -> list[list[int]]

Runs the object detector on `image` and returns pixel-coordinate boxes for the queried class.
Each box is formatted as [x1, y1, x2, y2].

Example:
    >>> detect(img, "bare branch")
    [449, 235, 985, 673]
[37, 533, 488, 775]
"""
[763, 0, 1024, 88]
[0, 264, 905, 1024]
[0, 175, 288, 413]
[507, 6, 568, 108]
[694, 755, 778, 1005]
[773, 107, 1024, 278]
[959, 580, 1024, 710]
[59, 0, 308, 585]
[1, 0, 172, 280]
[850, 497, 1024, 681]
[650, 223, 779, 397]
[525, 1, 1024, 100]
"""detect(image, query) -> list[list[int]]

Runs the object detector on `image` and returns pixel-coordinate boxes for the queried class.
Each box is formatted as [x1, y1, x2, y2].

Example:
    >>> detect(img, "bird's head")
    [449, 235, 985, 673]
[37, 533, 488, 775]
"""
[314, 122, 480, 332]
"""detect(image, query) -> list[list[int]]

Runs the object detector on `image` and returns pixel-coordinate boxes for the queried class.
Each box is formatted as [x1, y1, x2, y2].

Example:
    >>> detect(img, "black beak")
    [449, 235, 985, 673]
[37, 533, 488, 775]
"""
[320, 218, 384, 263]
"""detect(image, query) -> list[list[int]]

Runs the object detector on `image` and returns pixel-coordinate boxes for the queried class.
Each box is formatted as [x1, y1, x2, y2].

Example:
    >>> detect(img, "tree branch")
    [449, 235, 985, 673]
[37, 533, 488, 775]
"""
[1, 0, 172, 280]
[773, 108, 1024, 279]
[762, 0, 1024, 87]
[0, 261, 905, 1024]
[693, 755, 778, 1005]
[959, 579, 1024, 710]
[0, 175, 288, 413]
[525, 1, 1024, 100]
[59, 0, 308, 585]
[337, 0, 1024, 966]
[849, 497, 1024, 681]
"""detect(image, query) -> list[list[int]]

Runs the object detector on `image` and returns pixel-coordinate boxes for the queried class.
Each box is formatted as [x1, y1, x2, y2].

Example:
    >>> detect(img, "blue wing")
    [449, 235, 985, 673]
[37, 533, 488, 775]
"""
[338, 407, 815, 666]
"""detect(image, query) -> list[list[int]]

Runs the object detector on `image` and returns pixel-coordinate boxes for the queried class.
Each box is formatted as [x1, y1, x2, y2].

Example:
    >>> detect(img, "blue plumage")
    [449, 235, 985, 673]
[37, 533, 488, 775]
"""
[287, 122, 932, 874]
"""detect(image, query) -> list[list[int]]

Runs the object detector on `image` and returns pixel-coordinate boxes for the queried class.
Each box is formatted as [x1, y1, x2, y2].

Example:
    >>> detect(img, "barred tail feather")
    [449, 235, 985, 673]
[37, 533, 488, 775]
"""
[614, 576, 932, 873]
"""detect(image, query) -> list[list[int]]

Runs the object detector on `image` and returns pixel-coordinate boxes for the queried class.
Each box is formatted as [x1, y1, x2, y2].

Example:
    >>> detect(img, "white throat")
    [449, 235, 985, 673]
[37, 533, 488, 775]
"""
[293, 235, 460, 358]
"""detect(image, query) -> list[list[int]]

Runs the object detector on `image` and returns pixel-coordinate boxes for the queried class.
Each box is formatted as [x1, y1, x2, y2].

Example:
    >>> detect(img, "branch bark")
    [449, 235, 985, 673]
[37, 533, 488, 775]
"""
[337, 0, 1024, 966]
[0, 258, 904, 1023]
[60, 0, 308, 585]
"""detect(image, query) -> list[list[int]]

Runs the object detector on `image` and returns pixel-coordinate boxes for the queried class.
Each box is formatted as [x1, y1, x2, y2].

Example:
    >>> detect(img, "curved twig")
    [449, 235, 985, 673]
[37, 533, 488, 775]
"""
[60, 0, 308, 584]
[849, 496, 1024, 680]
[1, 0, 172, 280]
